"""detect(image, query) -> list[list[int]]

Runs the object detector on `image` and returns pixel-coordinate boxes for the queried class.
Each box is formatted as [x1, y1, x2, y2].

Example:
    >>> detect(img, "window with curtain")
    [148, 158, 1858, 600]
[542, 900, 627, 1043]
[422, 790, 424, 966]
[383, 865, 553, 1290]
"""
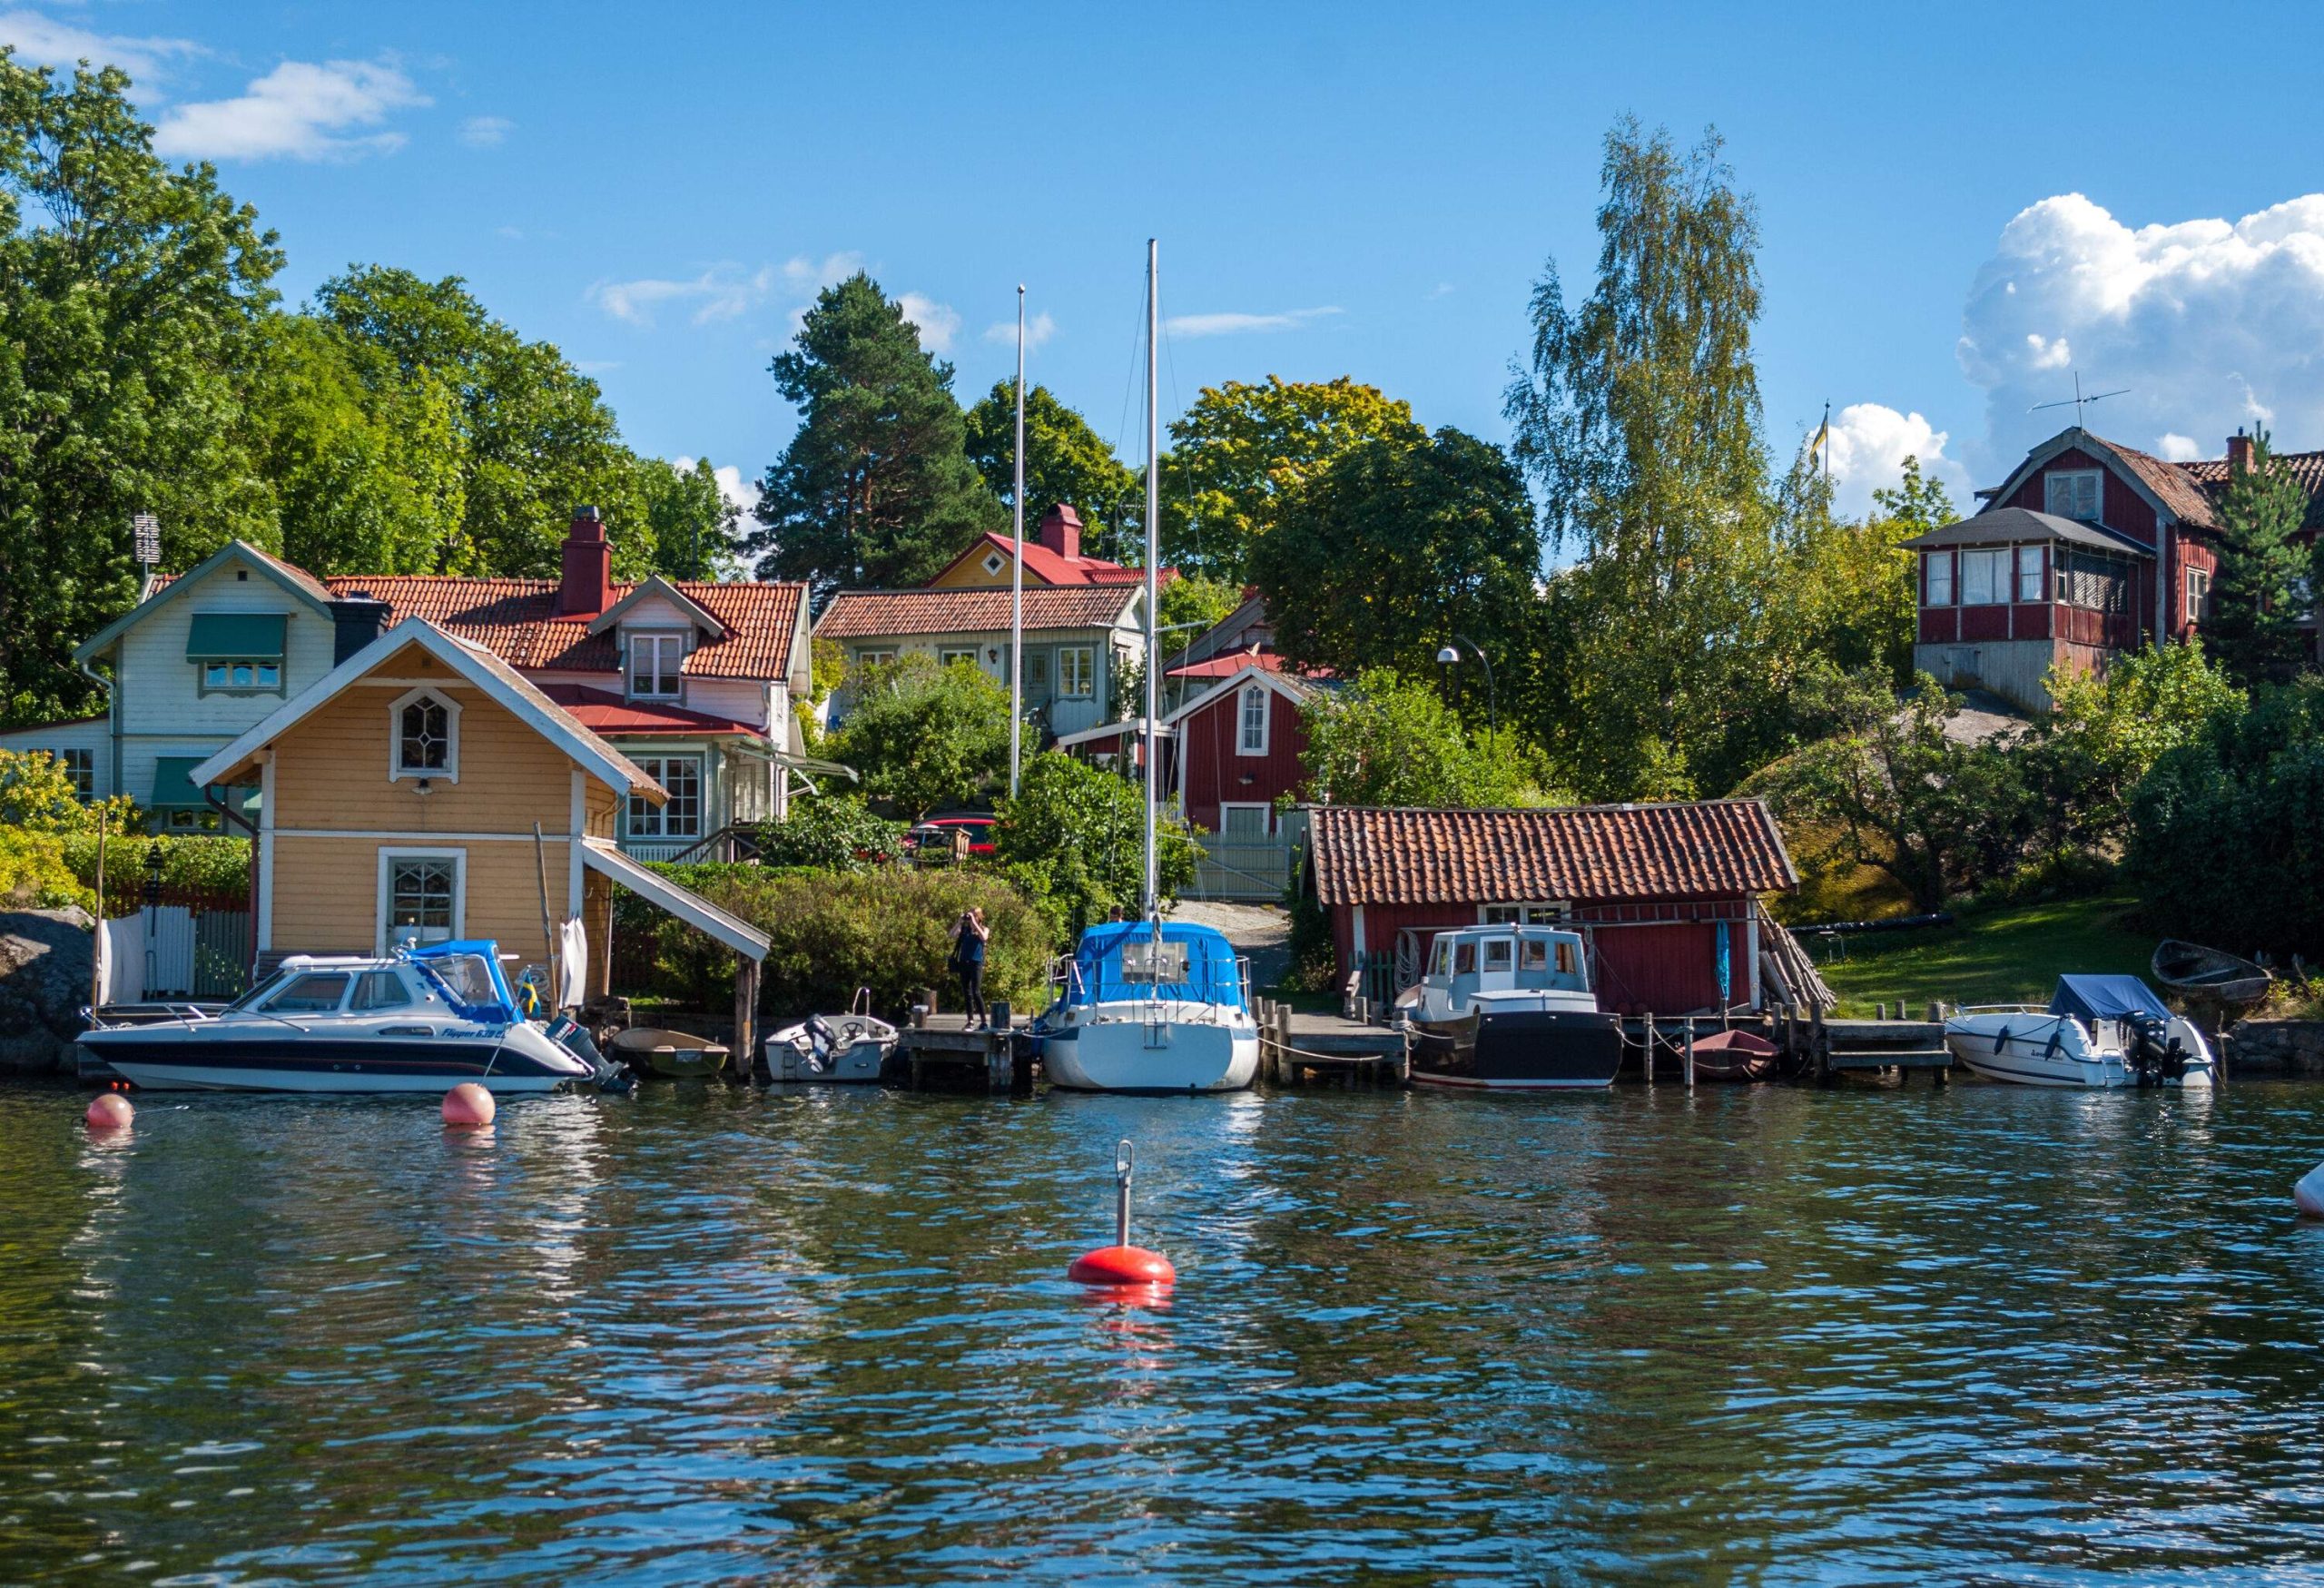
[2016, 545, 2044, 602]
[1960, 548, 2009, 606]
[1925, 552, 1954, 606]
[1058, 646, 1095, 698]
[2044, 469, 2102, 522]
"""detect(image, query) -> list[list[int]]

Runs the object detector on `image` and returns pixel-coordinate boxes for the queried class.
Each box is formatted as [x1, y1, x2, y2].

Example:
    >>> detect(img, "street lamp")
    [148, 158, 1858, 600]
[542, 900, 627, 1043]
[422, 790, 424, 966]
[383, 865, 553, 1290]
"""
[1435, 636, 1497, 733]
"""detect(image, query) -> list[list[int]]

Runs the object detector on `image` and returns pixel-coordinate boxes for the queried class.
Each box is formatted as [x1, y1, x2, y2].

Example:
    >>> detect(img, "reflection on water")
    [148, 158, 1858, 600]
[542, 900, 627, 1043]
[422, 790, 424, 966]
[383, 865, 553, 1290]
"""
[2, 1080, 2321, 1583]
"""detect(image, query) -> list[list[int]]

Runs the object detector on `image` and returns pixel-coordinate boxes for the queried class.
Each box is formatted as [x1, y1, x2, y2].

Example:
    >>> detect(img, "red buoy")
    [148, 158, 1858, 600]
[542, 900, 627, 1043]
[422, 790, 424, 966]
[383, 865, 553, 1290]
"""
[85, 1092, 133, 1131]
[1068, 1139, 1175, 1288]
[441, 1081, 497, 1127]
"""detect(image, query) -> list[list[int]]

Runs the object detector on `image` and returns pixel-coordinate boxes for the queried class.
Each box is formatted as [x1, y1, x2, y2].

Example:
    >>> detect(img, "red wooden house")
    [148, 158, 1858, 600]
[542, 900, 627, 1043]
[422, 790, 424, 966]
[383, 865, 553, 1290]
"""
[1905, 425, 2324, 710]
[1302, 801, 1798, 1015]
[1164, 657, 1319, 841]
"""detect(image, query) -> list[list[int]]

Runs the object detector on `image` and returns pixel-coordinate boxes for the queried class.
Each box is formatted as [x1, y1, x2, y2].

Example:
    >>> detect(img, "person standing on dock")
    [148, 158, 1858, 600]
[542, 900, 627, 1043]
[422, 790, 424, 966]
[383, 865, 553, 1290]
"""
[952, 907, 991, 1029]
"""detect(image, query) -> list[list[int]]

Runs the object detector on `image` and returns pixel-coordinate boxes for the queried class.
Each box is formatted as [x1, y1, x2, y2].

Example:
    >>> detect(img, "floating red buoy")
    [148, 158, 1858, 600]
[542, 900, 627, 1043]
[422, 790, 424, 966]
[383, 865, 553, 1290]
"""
[1069, 1140, 1174, 1288]
[441, 1081, 497, 1127]
[85, 1092, 133, 1131]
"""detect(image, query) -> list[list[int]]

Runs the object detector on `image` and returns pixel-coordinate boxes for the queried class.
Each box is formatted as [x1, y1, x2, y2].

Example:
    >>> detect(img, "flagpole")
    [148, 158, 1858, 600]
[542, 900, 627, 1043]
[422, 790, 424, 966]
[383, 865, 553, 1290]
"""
[1821, 400, 1830, 488]
[1009, 285, 1026, 798]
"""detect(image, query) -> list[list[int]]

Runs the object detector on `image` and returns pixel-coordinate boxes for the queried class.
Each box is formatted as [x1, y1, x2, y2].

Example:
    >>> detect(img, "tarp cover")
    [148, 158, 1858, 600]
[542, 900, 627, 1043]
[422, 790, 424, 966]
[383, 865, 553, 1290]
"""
[408, 939, 521, 1023]
[1068, 921, 1246, 1009]
[2049, 973, 2171, 1024]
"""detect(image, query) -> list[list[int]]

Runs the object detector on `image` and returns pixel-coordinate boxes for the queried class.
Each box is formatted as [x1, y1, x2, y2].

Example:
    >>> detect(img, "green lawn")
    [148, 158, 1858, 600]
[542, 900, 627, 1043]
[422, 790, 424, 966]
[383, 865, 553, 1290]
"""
[1813, 893, 2157, 1016]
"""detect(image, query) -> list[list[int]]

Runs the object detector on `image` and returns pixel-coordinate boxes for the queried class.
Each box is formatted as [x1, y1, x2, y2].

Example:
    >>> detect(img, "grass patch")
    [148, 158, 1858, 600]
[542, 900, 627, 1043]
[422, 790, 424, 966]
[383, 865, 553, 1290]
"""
[1814, 892, 2155, 1016]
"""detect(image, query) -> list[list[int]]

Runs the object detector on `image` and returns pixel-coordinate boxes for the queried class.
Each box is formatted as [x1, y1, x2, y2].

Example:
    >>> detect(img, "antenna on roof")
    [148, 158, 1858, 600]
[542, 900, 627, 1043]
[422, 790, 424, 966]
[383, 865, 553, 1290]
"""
[2029, 371, 2130, 427]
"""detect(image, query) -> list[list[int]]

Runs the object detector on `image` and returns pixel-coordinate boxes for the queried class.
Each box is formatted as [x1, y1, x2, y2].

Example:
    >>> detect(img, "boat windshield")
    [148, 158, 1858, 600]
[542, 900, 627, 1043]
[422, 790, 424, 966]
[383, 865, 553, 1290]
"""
[224, 966, 296, 1012]
[417, 954, 516, 1022]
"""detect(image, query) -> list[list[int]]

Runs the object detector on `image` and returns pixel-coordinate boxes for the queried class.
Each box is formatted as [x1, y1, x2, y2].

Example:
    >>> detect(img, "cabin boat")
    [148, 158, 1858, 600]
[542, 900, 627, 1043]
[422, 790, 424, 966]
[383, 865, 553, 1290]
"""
[76, 941, 597, 1093]
[765, 1011, 898, 1083]
[1943, 974, 2215, 1089]
[1393, 924, 1625, 1090]
[1038, 921, 1260, 1094]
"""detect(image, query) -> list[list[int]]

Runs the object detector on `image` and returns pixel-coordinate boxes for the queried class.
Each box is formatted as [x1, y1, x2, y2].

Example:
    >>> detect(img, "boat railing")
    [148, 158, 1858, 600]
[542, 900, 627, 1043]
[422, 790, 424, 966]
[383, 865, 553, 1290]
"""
[1948, 1002, 2054, 1017]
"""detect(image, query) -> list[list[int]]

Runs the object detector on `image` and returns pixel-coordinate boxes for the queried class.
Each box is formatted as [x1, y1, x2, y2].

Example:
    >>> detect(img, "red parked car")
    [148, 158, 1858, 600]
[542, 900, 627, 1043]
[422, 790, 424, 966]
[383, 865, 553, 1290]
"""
[908, 814, 998, 859]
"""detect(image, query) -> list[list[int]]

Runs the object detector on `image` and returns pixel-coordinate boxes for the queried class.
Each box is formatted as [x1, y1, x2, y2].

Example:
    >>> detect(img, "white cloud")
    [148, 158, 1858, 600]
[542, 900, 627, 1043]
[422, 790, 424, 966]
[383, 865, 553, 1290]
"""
[1958, 191, 2324, 468]
[983, 311, 1056, 350]
[783, 252, 863, 293]
[1820, 402, 1974, 521]
[0, 10, 202, 84]
[676, 457, 762, 522]
[1165, 305, 1343, 338]
[459, 114, 513, 147]
[153, 58, 428, 161]
[590, 263, 775, 328]
[897, 291, 960, 352]
[1427, 282, 1456, 300]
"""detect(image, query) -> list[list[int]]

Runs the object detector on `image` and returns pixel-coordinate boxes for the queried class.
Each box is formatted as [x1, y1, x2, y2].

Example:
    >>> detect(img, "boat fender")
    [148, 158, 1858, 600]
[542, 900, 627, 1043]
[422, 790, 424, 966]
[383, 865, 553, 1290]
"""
[86, 1092, 133, 1131]
[441, 1081, 497, 1128]
[2298, 1162, 2324, 1218]
[1068, 1139, 1176, 1288]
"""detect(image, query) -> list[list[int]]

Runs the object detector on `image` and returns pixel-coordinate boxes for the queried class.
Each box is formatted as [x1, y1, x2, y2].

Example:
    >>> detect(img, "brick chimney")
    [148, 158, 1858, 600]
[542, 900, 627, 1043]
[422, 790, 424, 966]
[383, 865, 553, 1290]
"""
[556, 505, 613, 617]
[2226, 427, 2255, 476]
[1038, 504, 1082, 561]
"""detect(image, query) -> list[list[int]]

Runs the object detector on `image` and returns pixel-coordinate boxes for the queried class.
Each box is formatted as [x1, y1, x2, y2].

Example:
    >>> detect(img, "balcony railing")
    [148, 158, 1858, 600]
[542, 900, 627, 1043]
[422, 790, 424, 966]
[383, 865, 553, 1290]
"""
[619, 834, 703, 863]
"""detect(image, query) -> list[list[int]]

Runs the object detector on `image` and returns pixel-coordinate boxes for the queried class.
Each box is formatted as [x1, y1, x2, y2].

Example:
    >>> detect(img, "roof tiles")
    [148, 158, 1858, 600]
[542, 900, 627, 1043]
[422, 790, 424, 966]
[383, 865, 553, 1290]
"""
[814, 584, 1140, 639]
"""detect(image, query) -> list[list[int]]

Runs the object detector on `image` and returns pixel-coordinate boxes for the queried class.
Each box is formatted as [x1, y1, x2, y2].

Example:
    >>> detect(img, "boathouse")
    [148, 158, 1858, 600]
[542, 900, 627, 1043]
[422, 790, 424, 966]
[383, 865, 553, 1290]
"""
[1303, 801, 1798, 1015]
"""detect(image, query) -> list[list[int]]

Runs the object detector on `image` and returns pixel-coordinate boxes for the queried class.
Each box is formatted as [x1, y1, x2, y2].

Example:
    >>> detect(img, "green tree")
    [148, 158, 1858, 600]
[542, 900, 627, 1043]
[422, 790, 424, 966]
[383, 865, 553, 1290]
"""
[2207, 428, 2310, 686]
[962, 380, 1140, 565]
[750, 793, 904, 870]
[1777, 453, 1952, 688]
[0, 54, 282, 728]
[1157, 573, 1244, 647]
[749, 274, 1000, 594]
[993, 750, 1198, 934]
[1298, 669, 1557, 808]
[829, 654, 1011, 819]
[1253, 429, 1538, 679]
[2017, 640, 2244, 853]
[1505, 118, 1780, 800]
[1163, 376, 1423, 581]
[634, 456, 740, 580]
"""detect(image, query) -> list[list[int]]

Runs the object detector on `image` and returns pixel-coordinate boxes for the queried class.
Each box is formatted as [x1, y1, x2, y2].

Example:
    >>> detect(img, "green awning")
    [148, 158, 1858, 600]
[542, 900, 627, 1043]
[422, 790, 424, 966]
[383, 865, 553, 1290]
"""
[148, 757, 261, 821]
[185, 612, 286, 661]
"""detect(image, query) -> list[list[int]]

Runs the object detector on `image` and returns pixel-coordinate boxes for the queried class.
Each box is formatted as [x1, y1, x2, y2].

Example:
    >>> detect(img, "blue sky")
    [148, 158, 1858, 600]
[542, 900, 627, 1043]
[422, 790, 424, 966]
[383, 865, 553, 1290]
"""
[13, 2, 2324, 524]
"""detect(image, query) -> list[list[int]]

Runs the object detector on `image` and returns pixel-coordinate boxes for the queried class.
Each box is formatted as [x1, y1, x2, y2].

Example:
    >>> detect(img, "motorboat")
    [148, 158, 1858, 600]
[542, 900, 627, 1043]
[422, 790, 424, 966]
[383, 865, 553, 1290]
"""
[611, 1027, 730, 1080]
[1393, 924, 1624, 1090]
[76, 941, 598, 1093]
[765, 1010, 898, 1083]
[1039, 921, 1261, 1094]
[1944, 973, 2215, 1089]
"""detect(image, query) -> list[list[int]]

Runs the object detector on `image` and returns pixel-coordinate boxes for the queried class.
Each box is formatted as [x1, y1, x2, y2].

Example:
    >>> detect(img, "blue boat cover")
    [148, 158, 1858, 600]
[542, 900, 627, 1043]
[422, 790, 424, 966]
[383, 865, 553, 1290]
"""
[407, 940, 521, 1023]
[1068, 921, 1246, 1010]
[2049, 974, 2170, 1023]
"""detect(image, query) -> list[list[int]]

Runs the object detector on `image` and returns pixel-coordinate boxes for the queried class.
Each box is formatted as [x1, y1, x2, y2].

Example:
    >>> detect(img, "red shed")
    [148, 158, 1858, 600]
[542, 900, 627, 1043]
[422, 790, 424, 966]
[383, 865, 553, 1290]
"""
[1304, 801, 1798, 1016]
[1164, 660, 1320, 840]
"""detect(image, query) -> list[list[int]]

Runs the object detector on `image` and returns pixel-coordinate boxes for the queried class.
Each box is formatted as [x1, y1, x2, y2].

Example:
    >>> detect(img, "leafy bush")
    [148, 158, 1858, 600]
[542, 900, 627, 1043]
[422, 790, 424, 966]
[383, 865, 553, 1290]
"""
[614, 863, 1056, 1019]
[0, 827, 89, 911]
[1298, 668, 1559, 808]
[1280, 849, 1338, 992]
[828, 654, 1010, 818]
[0, 749, 136, 833]
[58, 833, 251, 912]
[750, 795, 905, 871]
[993, 751, 1199, 935]
[2016, 640, 2243, 852]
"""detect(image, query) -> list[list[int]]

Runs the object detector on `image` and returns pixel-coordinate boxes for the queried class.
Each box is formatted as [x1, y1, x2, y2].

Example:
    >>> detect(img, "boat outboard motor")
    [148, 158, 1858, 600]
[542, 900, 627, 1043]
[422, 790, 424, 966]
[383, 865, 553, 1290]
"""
[2126, 1013, 2188, 1087]
[546, 1012, 635, 1094]
[804, 1015, 838, 1070]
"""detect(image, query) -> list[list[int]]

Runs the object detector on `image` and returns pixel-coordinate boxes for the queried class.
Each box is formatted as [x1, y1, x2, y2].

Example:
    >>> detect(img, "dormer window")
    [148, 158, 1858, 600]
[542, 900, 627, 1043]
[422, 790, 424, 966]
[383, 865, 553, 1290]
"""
[628, 632, 684, 699]
[389, 687, 461, 783]
[2044, 469, 2102, 522]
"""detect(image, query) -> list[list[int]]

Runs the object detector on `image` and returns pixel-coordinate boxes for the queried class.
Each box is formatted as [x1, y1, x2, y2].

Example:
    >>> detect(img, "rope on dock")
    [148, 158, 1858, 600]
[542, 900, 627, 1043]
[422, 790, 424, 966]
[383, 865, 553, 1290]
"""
[1260, 1037, 1402, 1064]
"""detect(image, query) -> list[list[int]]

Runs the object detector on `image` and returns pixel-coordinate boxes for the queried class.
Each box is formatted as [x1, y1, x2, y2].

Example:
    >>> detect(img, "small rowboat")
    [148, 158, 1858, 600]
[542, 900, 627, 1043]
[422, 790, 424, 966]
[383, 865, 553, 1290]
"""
[611, 1026, 730, 1079]
[2152, 940, 2272, 1008]
[1687, 1028, 1780, 1082]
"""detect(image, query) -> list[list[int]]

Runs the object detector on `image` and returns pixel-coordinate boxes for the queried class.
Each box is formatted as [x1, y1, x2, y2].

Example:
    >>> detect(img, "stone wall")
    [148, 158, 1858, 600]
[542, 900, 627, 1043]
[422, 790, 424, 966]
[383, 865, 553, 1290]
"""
[0, 908, 94, 1076]
[2226, 1019, 2324, 1078]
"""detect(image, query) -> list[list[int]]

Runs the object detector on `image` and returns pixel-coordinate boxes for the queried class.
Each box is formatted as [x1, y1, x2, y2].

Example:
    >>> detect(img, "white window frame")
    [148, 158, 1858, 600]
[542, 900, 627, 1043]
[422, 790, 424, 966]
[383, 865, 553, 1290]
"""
[375, 847, 466, 954]
[1925, 550, 1954, 607]
[854, 647, 897, 671]
[627, 754, 705, 840]
[1058, 645, 1096, 699]
[2044, 469, 2102, 523]
[939, 646, 980, 669]
[1216, 802, 1273, 839]
[388, 686, 461, 784]
[1480, 902, 1571, 924]
[626, 630, 686, 701]
[1236, 683, 1270, 755]
[51, 748, 94, 799]
[2016, 545, 2044, 603]
[197, 658, 284, 696]
[981, 550, 1007, 577]
[1960, 547, 2009, 607]
[2187, 567, 2212, 625]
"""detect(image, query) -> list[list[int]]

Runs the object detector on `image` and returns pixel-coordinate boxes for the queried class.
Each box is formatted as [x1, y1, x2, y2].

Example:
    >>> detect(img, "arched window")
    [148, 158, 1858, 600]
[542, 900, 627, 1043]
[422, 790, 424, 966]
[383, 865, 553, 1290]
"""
[389, 687, 461, 782]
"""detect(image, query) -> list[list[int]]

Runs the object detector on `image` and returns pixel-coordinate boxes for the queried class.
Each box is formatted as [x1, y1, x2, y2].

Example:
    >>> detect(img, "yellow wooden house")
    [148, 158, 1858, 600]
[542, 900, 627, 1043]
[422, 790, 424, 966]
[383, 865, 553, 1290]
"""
[191, 617, 768, 1011]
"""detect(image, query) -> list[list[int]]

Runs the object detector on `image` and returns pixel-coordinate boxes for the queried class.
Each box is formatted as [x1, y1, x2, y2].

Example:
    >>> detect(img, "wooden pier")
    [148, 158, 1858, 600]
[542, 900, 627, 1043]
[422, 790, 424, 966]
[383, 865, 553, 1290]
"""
[897, 1008, 1032, 1094]
[1254, 1000, 1410, 1088]
[1779, 1001, 1952, 1084]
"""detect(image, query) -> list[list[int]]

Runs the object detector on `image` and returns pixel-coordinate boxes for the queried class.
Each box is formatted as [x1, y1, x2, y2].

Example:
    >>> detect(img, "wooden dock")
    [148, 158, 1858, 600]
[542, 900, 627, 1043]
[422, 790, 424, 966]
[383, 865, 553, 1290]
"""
[1254, 1000, 1410, 1088]
[897, 1010, 1032, 1094]
[1780, 1001, 1952, 1084]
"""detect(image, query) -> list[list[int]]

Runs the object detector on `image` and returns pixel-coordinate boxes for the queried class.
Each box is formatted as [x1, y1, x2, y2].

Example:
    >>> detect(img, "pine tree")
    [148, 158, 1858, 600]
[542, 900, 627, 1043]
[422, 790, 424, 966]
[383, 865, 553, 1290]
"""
[2209, 427, 2309, 686]
[748, 275, 1000, 595]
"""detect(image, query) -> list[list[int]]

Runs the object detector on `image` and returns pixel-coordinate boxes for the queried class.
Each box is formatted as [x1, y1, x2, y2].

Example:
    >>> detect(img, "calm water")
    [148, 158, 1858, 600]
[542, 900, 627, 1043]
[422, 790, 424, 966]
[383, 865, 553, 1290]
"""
[3, 1077, 2322, 1585]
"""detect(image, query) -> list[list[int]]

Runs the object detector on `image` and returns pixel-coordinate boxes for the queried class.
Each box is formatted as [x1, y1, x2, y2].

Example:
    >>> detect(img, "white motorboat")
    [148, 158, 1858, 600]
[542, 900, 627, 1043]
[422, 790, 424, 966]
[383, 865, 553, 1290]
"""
[766, 1011, 898, 1083]
[1038, 922, 1261, 1094]
[1392, 924, 1624, 1090]
[1944, 973, 2215, 1089]
[76, 941, 598, 1094]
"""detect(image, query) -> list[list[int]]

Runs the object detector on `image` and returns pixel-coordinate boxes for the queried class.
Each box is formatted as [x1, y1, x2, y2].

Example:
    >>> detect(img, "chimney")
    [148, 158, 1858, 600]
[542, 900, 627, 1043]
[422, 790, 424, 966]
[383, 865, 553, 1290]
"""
[330, 594, 392, 664]
[1038, 504, 1082, 561]
[556, 505, 613, 617]
[2226, 427, 2255, 476]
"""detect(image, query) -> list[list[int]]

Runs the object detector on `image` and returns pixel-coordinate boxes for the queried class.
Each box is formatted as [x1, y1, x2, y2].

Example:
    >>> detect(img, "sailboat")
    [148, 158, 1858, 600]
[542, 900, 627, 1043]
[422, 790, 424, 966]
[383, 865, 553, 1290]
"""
[1037, 240, 1261, 1095]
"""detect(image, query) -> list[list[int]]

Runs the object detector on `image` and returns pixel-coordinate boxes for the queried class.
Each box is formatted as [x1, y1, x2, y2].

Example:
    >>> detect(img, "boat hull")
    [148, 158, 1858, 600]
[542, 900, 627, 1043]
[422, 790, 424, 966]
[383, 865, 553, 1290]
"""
[1944, 1014, 2214, 1090]
[1409, 1008, 1625, 1091]
[80, 1030, 586, 1094]
[1041, 1012, 1258, 1094]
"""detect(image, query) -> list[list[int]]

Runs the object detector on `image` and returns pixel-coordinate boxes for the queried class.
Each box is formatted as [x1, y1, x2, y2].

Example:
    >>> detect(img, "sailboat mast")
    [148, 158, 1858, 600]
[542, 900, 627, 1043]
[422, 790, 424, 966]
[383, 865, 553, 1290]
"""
[1009, 284, 1026, 797]
[1142, 239, 1159, 924]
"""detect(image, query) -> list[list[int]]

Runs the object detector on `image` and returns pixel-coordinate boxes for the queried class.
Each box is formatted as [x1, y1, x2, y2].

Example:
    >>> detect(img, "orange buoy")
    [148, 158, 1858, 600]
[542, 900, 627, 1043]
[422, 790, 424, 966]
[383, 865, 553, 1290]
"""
[1069, 1139, 1175, 1288]
[441, 1081, 497, 1127]
[85, 1092, 133, 1131]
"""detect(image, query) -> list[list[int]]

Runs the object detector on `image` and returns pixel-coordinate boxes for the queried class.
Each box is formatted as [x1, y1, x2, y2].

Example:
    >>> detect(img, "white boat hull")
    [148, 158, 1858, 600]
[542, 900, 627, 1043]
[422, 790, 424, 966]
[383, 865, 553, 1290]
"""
[1041, 1007, 1259, 1093]
[102, 1059, 574, 1095]
[1944, 1011, 2215, 1090]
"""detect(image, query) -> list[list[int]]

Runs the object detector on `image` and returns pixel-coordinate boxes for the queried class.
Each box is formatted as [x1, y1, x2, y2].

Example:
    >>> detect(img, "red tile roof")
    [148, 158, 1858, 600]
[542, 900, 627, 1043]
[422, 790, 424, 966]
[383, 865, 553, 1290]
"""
[1305, 801, 1797, 906]
[1165, 649, 1326, 680]
[942, 530, 1178, 587]
[536, 685, 762, 736]
[2175, 448, 2324, 531]
[324, 576, 804, 681]
[814, 584, 1141, 639]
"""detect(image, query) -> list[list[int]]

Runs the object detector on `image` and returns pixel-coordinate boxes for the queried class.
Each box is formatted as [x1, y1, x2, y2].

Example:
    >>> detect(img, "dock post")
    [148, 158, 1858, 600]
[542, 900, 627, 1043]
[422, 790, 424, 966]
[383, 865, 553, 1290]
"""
[1928, 1001, 1948, 1087]
[1813, 1003, 1830, 1085]
[988, 1001, 1014, 1093]
[1684, 1016, 1696, 1090]
[733, 957, 760, 1083]
[1642, 1012, 1656, 1087]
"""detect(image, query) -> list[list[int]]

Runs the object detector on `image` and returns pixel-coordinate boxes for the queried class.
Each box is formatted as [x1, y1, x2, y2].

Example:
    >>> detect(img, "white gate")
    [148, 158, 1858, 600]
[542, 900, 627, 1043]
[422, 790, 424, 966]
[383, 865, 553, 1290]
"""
[97, 908, 199, 1001]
